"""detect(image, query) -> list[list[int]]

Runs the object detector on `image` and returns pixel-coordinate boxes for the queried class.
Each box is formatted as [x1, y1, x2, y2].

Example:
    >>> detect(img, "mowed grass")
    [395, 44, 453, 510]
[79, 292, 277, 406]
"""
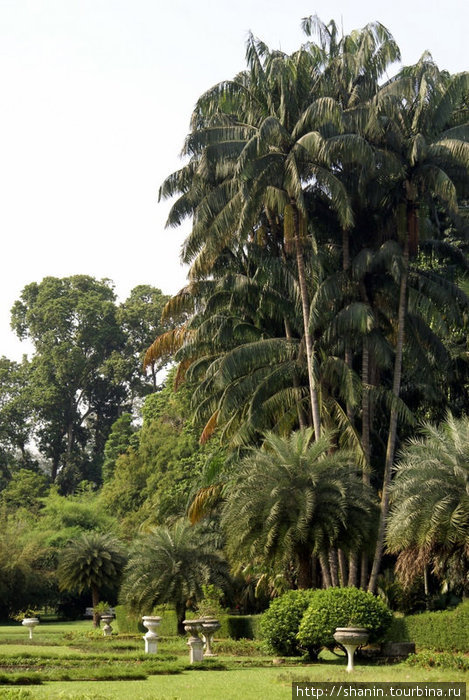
[0, 621, 466, 699]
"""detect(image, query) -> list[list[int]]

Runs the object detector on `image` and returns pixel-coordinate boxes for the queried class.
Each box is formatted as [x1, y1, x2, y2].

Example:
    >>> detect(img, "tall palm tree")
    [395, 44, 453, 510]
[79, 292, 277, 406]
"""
[119, 519, 230, 634]
[57, 532, 127, 627]
[160, 31, 374, 435]
[366, 57, 469, 592]
[221, 429, 376, 588]
[386, 413, 469, 595]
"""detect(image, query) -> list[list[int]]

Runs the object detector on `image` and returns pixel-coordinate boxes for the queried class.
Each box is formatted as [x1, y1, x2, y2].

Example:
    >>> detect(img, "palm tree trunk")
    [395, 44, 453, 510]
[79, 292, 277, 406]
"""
[176, 601, 187, 635]
[424, 566, 430, 609]
[319, 553, 332, 588]
[360, 555, 369, 590]
[297, 551, 313, 589]
[360, 292, 372, 590]
[348, 553, 358, 587]
[284, 318, 308, 429]
[329, 550, 339, 587]
[368, 233, 410, 593]
[292, 202, 321, 437]
[338, 549, 348, 587]
[342, 228, 354, 425]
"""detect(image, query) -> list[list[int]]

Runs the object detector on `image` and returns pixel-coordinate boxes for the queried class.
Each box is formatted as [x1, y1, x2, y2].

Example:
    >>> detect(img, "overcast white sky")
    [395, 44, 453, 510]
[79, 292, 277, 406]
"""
[0, 0, 467, 360]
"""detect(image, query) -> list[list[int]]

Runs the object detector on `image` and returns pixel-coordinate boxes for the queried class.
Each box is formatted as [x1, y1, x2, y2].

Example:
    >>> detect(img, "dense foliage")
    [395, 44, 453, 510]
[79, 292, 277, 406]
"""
[297, 587, 393, 657]
[260, 589, 317, 656]
[387, 600, 469, 652]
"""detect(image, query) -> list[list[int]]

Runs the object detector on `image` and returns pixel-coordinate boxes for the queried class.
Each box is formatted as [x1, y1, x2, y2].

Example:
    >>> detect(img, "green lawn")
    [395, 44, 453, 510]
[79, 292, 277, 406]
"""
[0, 621, 466, 700]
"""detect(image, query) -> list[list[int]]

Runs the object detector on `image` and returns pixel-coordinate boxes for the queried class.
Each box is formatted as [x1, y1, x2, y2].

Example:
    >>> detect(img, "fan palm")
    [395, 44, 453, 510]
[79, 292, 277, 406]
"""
[119, 519, 230, 633]
[221, 428, 376, 588]
[57, 532, 127, 627]
[386, 413, 469, 594]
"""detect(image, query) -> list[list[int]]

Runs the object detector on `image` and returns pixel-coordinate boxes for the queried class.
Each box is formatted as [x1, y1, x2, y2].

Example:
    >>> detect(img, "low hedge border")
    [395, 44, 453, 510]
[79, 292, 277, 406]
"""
[115, 605, 261, 639]
[385, 601, 469, 652]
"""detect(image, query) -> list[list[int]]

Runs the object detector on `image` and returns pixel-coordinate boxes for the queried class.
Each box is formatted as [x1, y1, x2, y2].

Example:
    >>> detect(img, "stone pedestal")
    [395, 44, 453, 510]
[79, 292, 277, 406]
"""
[100, 615, 113, 636]
[183, 619, 204, 663]
[333, 627, 369, 672]
[22, 617, 39, 640]
[142, 615, 162, 654]
[201, 617, 221, 656]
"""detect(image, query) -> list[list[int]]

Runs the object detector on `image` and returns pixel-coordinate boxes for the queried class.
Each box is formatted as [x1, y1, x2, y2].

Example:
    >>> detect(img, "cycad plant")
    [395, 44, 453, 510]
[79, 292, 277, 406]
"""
[57, 531, 127, 627]
[119, 519, 230, 633]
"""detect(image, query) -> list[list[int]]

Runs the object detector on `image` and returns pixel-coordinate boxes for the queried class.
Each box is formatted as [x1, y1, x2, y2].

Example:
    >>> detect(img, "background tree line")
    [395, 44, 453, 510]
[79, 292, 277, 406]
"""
[1, 277, 170, 492]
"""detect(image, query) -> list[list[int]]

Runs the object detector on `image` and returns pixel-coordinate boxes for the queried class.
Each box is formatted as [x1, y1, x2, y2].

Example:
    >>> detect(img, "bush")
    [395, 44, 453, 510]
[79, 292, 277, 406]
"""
[297, 587, 393, 659]
[114, 604, 143, 633]
[260, 589, 317, 656]
[405, 650, 469, 672]
[385, 600, 469, 652]
[224, 615, 261, 640]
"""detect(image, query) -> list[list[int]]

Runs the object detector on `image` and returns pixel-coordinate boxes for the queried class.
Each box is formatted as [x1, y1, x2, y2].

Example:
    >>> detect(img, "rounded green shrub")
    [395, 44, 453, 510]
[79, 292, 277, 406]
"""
[260, 589, 317, 656]
[297, 587, 393, 658]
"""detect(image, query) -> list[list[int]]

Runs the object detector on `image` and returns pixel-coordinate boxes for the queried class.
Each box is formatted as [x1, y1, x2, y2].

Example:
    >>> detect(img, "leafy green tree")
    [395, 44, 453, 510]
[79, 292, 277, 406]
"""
[0, 469, 49, 513]
[101, 373, 226, 533]
[387, 413, 469, 595]
[0, 513, 55, 619]
[39, 488, 118, 548]
[120, 519, 230, 633]
[106, 285, 171, 399]
[0, 356, 35, 476]
[101, 413, 136, 482]
[10, 276, 127, 489]
[57, 531, 127, 627]
[222, 429, 376, 588]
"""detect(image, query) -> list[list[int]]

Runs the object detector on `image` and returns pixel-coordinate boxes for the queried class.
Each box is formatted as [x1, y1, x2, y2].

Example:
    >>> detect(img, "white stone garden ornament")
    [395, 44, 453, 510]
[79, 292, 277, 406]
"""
[142, 615, 162, 653]
[22, 617, 39, 640]
[333, 627, 369, 672]
[183, 619, 204, 663]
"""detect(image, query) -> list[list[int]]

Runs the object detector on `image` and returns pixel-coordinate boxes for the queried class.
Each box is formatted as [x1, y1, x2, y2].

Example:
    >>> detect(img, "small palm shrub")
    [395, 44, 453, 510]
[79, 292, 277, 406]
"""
[297, 587, 393, 658]
[260, 589, 317, 656]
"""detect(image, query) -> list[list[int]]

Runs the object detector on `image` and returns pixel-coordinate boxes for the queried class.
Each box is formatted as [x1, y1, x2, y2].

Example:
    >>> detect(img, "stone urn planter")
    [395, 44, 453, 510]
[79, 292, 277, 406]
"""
[100, 614, 114, 637]
[333, 627, 369, 672]
[183, 619, 204, 663]
[201, 616, 221, 656]
[142, 615, 162, 653]
[22, 617, 40, 640]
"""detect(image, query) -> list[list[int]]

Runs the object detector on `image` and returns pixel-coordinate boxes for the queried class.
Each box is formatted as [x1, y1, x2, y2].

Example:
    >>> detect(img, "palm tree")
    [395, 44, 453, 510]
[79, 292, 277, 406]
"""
[119, 519, 230, 634]
[386, 413, 469, 595]
[366, 57, 469, 592]
[160, 31, 375, 435]
[57, 532, 127, 627]
[221, 429, 376, 588]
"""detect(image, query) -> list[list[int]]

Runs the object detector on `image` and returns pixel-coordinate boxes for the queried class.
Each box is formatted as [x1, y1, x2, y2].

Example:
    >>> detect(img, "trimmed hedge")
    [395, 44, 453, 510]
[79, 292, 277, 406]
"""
[260, 590, 317, 656]
[220, 615, 261, 640]
[297, 587, 393, 659]
[115, 604, 260, 639]
[386, 601, 469, 652]
[114, 604, 144, 634]
[114, 605, 178, 636]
